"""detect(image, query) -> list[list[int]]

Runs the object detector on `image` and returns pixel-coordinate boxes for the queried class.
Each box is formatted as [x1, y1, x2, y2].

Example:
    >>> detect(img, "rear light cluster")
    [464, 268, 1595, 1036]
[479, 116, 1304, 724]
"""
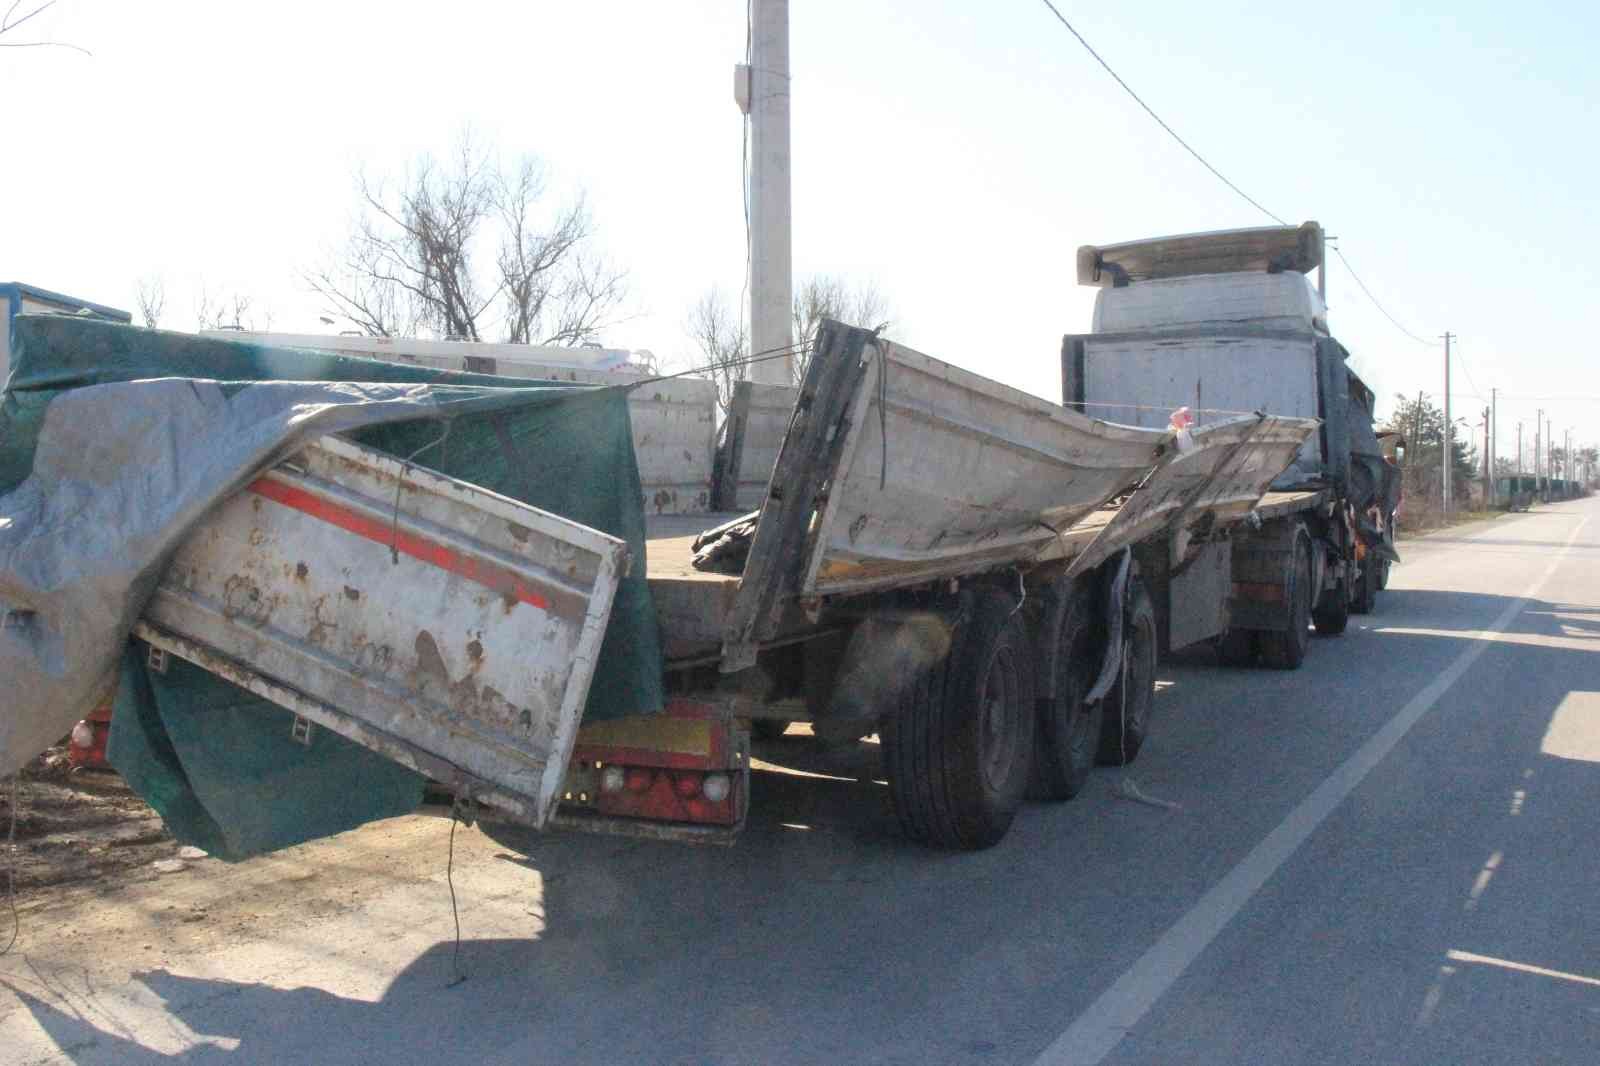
[67, 701, 114, 770]
[564, 762, 739, 826]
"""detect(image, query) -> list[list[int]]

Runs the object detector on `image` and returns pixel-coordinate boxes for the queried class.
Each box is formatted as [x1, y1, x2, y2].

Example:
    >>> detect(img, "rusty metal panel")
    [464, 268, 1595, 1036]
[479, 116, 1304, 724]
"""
[1065, 414, 1319, 579]
[797, 335, 1170, 598]
[134, 435, 627, 828]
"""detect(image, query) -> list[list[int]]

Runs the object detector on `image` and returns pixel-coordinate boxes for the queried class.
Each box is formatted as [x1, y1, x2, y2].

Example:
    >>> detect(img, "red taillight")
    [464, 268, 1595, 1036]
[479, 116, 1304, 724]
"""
[625, 768, 654, 793]
[671, 772, 701, 798]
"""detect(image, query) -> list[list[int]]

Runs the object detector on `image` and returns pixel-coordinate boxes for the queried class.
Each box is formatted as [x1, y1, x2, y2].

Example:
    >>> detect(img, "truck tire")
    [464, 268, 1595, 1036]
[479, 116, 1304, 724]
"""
[1376, 555, 1391, 590]
[1215, 627, 1255, 667]
[882, 589, 1036, 849]
[1096, 577, 1157, 766]
[1351, 556, 1378, 615]
[1257, 531, 1312, 670]
[1312, 568, 1351, 636]
[1027, 586, 1103, 801]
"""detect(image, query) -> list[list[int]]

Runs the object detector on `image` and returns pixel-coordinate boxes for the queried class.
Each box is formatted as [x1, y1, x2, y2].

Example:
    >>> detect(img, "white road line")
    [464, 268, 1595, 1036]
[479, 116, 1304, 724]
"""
[1033, 515, 1590, 1066]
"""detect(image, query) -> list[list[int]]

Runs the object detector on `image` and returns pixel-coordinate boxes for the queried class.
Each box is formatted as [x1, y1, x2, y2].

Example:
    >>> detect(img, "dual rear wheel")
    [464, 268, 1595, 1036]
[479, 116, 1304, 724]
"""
[882, 573, 1157, 850]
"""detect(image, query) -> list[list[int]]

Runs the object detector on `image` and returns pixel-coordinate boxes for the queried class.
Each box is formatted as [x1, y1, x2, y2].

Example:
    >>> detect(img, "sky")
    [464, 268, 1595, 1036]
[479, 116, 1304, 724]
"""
[4, 0, 1598, 465]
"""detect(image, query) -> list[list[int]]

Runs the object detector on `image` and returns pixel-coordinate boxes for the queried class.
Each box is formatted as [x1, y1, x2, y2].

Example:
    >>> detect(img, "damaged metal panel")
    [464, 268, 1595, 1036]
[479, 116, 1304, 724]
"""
[714, 380, 800, 512]
[1065, 414, 1319, 579]
[796, 334, 1170, 598]
[135, 435, 627, 827]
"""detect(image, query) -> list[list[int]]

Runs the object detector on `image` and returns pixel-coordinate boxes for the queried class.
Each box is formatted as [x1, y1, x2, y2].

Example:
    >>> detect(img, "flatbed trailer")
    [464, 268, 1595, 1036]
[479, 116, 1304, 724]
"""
[521, 320, 1319, 850]
[96, 317, 1322, 853]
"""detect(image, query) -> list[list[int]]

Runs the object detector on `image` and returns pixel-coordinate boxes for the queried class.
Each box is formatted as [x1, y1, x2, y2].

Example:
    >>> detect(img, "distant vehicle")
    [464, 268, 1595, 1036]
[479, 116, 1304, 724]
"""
[1, 282, 131, 383]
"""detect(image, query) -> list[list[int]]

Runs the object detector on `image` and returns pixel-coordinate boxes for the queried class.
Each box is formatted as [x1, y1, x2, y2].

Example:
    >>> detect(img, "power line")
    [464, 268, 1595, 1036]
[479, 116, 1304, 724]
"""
[1448, 334, 1483, 400]
[1330, 246, 1437, 347]
[1035, 0, 1286, 227]
[1035, 2, 1444, 351]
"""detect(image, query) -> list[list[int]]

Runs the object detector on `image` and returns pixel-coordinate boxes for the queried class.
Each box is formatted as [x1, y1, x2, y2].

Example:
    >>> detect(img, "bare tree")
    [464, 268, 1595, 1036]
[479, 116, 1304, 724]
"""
[685, 290, 748, 415]
[195, 287, 270, 332]
[134, 276, 165, 329]
[308, 134, 626, 346]
[0, 1, 90, 54]
[791, 275, 892, 382]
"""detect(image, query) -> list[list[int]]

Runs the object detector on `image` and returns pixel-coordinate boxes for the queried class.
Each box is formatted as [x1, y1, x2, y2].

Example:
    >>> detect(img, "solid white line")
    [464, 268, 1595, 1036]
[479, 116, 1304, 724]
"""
[1033, 516, 1589, 1066]
[1445, 950, 1600, 989]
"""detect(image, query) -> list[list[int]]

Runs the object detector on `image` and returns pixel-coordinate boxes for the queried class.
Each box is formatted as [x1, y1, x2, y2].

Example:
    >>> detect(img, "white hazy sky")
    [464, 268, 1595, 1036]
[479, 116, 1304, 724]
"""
[4, 0, 1597, 460]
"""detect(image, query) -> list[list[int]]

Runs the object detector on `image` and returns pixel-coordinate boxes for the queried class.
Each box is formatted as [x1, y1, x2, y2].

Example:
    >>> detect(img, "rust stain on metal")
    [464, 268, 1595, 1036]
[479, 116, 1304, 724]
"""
[295, 561, 309, 581]
[410, 631, 530, 734]
[507, 521, 531, 544]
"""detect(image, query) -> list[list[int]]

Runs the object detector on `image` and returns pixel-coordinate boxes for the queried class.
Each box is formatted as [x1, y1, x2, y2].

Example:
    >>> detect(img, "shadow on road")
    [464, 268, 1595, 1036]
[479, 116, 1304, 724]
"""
[10, 582, 1600, 1065]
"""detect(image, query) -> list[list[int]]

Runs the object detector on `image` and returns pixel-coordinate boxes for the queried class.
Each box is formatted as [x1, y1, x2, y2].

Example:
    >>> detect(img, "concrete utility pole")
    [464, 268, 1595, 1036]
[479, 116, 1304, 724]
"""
[745, 0, 793, 386]
[1517, 422, 1523, 480]
[1441, 332, 1454, 515]
[1490, 387, 1498, 505]
[1548, 417, 1554, 498]
[1536, 409, 1543, 501]
[1483, 405, 1492, 505]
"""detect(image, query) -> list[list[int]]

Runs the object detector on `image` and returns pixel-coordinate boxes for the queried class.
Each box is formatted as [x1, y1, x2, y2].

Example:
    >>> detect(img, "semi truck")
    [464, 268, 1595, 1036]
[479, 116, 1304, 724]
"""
[1063, 221, 1400, 663]
[5, 223, 1394, 854]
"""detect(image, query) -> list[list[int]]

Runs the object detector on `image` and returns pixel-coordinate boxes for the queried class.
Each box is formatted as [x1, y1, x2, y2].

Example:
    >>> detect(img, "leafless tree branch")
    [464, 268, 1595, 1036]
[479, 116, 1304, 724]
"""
[791, 276, 893, 383]
[0, 0, 91, 53]
[308, 134, 623, 346]
[134, 275, 164, 329]
[686, 290, 749, 415]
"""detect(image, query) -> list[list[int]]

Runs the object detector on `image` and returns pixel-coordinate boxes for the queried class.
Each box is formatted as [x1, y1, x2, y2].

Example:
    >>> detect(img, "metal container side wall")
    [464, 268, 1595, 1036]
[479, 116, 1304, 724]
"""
[1079, 332, 1324, 481]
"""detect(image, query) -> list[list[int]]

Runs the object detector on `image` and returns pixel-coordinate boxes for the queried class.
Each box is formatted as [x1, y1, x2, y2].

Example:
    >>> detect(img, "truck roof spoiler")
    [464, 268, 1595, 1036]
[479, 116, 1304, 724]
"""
[1076, 221, 1323, 287]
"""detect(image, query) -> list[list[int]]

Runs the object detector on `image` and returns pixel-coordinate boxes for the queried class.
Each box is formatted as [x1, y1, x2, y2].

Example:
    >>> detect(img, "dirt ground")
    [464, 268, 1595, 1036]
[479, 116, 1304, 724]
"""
[2, 748, 183, 905]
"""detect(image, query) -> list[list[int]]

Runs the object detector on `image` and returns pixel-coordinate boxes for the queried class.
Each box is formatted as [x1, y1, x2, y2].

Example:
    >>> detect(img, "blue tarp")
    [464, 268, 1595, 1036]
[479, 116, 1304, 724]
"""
[1, 315, 664, 858]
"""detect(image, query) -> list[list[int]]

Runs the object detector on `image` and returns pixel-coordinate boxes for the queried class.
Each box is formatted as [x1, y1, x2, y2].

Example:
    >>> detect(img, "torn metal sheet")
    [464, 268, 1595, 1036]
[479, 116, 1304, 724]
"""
[717, 323, 1171, 669]
[1065, 413, 1320, 579]
[137, 435, 627, 827]
[797, 335, 1170, 596]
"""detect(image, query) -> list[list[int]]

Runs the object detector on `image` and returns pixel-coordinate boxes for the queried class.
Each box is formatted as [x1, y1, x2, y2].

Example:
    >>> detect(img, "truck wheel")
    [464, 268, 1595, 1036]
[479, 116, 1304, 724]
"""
[1257, 531, 1312, 670]
[1027, 587, 1103, 801]
[1096, 578, 1157, 766]
[1351, 556, 1378, 615]
[1215, 627, 1255, 667]
[1312, 569, 1351, 636]
[882, 589, 1036, 849]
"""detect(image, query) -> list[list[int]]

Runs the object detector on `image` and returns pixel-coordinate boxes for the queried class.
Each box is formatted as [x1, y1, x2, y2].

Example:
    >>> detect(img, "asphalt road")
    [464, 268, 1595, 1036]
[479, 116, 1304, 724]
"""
[4, 498, 1598, 1065]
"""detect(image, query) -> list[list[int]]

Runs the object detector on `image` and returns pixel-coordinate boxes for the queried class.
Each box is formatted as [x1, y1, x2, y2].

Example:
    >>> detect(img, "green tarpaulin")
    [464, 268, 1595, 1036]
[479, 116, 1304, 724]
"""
[1, 315, 664, 859]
